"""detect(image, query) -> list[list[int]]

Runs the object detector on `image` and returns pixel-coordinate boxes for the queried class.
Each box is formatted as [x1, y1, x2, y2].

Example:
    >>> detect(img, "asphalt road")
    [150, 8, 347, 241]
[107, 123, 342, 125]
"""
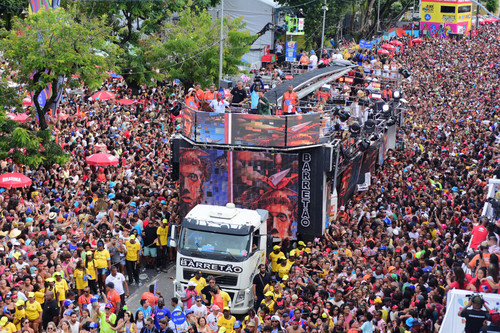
[126, 264, 177, 313]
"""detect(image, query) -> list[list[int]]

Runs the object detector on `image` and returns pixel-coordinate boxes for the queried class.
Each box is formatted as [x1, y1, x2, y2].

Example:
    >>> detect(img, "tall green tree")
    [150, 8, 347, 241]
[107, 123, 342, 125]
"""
[145, 6, 254, 88]
[69, 0, 220, 90]
[0, 0, 28, 30]
[487, 0, 498, 14]
[0, 7, 119, 130]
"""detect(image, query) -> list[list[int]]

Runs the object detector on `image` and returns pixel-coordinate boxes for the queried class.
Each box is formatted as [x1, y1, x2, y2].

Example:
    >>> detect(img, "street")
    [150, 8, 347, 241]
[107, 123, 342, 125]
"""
[127, 265, 177, 313]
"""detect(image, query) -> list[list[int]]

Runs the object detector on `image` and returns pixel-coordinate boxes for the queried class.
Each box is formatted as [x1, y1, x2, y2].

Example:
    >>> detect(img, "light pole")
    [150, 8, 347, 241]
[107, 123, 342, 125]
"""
[412, 0, 416, 36]
[321, 0, 328, 52]
[219, 0, 224, 86]
[377, 0, 380, 33]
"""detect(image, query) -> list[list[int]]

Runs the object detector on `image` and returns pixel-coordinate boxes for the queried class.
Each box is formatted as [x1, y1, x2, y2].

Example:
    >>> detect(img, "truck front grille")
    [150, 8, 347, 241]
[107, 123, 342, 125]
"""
[183, 269, 238, 287]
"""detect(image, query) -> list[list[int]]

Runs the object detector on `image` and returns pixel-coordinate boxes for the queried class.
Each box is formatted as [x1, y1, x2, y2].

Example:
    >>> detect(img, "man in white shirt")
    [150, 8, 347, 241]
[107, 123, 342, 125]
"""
[209, 93, 229, 113]
[207, 305, 222, 332]
[189, 295, 207, 318]
[309, 50, 318, 70]
[105, 266, 129, 306]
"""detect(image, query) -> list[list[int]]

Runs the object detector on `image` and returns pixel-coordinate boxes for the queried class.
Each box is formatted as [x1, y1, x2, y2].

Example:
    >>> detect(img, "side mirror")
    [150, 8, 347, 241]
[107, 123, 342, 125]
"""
[168, 225, 178, 247]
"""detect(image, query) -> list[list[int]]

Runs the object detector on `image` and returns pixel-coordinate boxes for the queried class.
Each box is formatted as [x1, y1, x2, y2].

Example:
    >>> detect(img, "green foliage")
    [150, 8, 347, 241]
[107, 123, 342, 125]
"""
[487, 0, 498, 14]
[70, 0, 220, 88]
[0, 80, 70, 168]
[145, 6, 253, 88]
[0, 0, 29, 30]
[0, 7, 119, 129]
[390, 1, 403, 13]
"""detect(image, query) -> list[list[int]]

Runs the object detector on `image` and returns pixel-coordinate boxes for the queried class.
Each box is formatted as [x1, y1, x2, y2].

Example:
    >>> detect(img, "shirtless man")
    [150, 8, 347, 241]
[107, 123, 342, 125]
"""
[286, 319, 305, 333]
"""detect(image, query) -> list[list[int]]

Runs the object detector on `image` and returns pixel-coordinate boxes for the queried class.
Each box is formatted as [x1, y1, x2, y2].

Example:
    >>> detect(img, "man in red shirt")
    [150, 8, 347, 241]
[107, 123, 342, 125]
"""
[470, 217, 489, 250]
[105, 282, 121, 312]
[141, 284, 161, 307]
[282, 85, 299, 114]
[78, 286, 92, 314]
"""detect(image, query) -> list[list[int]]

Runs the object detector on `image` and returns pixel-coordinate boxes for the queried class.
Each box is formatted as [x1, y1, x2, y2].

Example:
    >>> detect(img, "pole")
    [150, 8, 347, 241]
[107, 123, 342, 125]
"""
[377, 0, 380, 33]
[219, 0, 224, 86]
[476, 3, 479, 33]
[412, 0, 415, 36]
[321, 0, 327, 52]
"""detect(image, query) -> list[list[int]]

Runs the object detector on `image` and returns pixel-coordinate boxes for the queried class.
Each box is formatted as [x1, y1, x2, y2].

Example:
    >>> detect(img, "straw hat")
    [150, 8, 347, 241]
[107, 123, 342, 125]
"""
[9, 229, 21, 238]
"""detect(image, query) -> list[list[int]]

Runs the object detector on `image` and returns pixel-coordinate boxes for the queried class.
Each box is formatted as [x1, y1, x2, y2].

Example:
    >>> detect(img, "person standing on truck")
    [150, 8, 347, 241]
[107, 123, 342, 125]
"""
[253, 264, 271, 311]
[218, 307, 236, 333]
[181, 281, 198, 310]
[269, 246, 284, 276]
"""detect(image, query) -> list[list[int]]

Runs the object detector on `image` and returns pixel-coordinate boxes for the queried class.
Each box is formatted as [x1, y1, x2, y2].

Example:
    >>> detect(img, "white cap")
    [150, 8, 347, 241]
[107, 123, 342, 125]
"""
[188, 281, 197, 287]
[271, 315, 280, 321]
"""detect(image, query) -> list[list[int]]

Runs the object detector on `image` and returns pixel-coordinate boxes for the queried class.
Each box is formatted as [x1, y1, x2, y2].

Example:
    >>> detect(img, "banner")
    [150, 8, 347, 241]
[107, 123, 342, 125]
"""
[387, 124, 397, 151]
[337, 152, 363, 208]
[359, 39, 366, 48]
[298, 147, 325, 236]
[286, 41, 297, 62]
[440, 289, 500, 333]
[358, 146, 378, 184]
[179, 148, 299, 239]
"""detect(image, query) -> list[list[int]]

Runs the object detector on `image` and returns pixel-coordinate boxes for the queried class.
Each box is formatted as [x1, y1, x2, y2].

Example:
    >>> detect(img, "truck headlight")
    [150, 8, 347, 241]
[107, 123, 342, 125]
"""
[234, 291, 246, 306]
[174, 281, 183, 295]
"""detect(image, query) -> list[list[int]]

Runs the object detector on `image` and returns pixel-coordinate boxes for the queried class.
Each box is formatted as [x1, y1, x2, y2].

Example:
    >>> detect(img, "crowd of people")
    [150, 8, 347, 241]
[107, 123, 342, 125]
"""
[0, 14, 500, 333]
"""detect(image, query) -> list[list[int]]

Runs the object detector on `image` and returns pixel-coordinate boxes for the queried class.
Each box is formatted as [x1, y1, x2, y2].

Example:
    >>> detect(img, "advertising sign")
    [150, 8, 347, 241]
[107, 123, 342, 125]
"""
[286, 41, 297, 62]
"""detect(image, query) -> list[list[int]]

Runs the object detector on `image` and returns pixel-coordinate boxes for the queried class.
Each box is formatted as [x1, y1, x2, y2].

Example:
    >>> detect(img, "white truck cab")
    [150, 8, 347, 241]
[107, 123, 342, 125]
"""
[171, 203, 268, 314]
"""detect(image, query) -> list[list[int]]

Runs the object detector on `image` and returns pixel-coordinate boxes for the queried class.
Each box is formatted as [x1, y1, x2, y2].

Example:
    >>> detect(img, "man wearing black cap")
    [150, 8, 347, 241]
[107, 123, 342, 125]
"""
[459, 295, 490, 333]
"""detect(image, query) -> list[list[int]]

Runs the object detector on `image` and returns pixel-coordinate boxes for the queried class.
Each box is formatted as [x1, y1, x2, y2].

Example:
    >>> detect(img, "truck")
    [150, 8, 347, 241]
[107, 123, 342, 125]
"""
[170, 203, 269, 314]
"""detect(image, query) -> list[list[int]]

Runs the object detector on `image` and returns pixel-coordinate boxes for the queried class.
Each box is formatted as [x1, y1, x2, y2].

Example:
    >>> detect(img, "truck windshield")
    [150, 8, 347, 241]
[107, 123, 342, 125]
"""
[179, 227, 250, 262]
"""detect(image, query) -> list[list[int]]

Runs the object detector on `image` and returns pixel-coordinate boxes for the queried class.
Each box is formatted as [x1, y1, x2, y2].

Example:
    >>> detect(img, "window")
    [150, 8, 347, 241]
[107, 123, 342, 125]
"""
[458, 5, 471, 13]
[441, 6, 456, 13]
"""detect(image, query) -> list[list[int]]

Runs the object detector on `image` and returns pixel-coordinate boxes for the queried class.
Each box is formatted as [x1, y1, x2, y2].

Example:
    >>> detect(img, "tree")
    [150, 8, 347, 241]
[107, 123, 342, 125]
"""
[69, 0, 220, 91]
[145, 6, 254, 88]
[0, 0, 28, 30]
[487, 0, 498, 14]
[0, 7, 119, 130]
[0, 78, 69, 167]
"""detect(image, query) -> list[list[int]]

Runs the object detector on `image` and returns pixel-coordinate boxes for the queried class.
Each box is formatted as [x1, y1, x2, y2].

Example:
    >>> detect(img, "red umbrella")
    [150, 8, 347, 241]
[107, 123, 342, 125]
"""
[91, 91, 116, 101]
[412, 38, 424, 44]
[390, 40, 403, 46]
[382, 44, 396, 50]
[58, 113, 69, 120]
[7, 113, 29, 123]
[0, 173, 32, 188]
[377, 49, 389, 55]
[117, 98, 136, 105]
[86, 153, 119, 166]
[22, 97, 33, 106]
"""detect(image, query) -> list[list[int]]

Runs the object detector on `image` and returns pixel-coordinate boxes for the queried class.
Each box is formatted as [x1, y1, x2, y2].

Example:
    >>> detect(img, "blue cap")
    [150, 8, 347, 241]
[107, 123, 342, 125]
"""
[406, 318, 414, 327]
[310, 50, 315, 55]
[423, 267, 432, 273]
[26, 217, 33, 223]
[108, 193, 115, 199]
[74, 201, 79, 207]
[161, 200, 166, 204]
[64, 213, 69, 219]
[109, 182, 116, 188]
[89, 322, 98, 329]
[63, 300, 74, 307]
[26, 208, 33, 214]
[234, 321, 242, 329]
[380, 246, 387, 250]
[185, 309, 194, 315]
[105, 303, 113, 309]
[130, 202, 136, 207]
[452, 187, 458, 192]
[90, 296, 98, 303]
[64, 310, 73, 316]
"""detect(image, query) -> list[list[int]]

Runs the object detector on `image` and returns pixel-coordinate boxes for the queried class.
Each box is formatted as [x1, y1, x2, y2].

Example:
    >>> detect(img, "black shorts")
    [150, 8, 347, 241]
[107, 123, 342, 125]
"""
[299, 64, 308, 70]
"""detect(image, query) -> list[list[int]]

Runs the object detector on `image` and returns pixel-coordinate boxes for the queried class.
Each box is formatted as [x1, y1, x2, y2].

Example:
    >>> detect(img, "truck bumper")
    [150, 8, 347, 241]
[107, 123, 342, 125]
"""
[173, 280, 254, 314]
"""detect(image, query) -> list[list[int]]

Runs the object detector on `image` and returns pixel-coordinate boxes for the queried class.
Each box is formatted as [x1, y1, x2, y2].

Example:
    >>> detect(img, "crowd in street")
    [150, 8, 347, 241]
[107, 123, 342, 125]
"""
[0, 16, 500, 333]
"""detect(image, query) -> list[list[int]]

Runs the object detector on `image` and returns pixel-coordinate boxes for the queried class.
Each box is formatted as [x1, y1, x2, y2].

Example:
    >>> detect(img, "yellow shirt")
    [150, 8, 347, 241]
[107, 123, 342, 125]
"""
[25, 300, 42, 320]
[220, 290, 231, 309]
[94, 249, 110, 269]
[217, 316, 236, 333]
[189, 276, 207, 295]
[86, 260, 97, 280]
[14, 308, 25, 329]
[157, 226, 169, 246]
[278, 263, 291, 278]
[1, 322, 17, 333]
[35, 290, 45, 305]
[125, 241, 141, 261]
[260, 298, 275, 313]
[74, 268, 88, 290]
[54, 279, 68, 301]
[269, 251, 284, 272]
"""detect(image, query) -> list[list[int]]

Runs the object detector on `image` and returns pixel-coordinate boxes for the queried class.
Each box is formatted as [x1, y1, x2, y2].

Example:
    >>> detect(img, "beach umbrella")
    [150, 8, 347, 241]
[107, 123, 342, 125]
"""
[86, 153, 119, 166]
[0, 173, 32, 188]
[91, 91, 116, 101]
